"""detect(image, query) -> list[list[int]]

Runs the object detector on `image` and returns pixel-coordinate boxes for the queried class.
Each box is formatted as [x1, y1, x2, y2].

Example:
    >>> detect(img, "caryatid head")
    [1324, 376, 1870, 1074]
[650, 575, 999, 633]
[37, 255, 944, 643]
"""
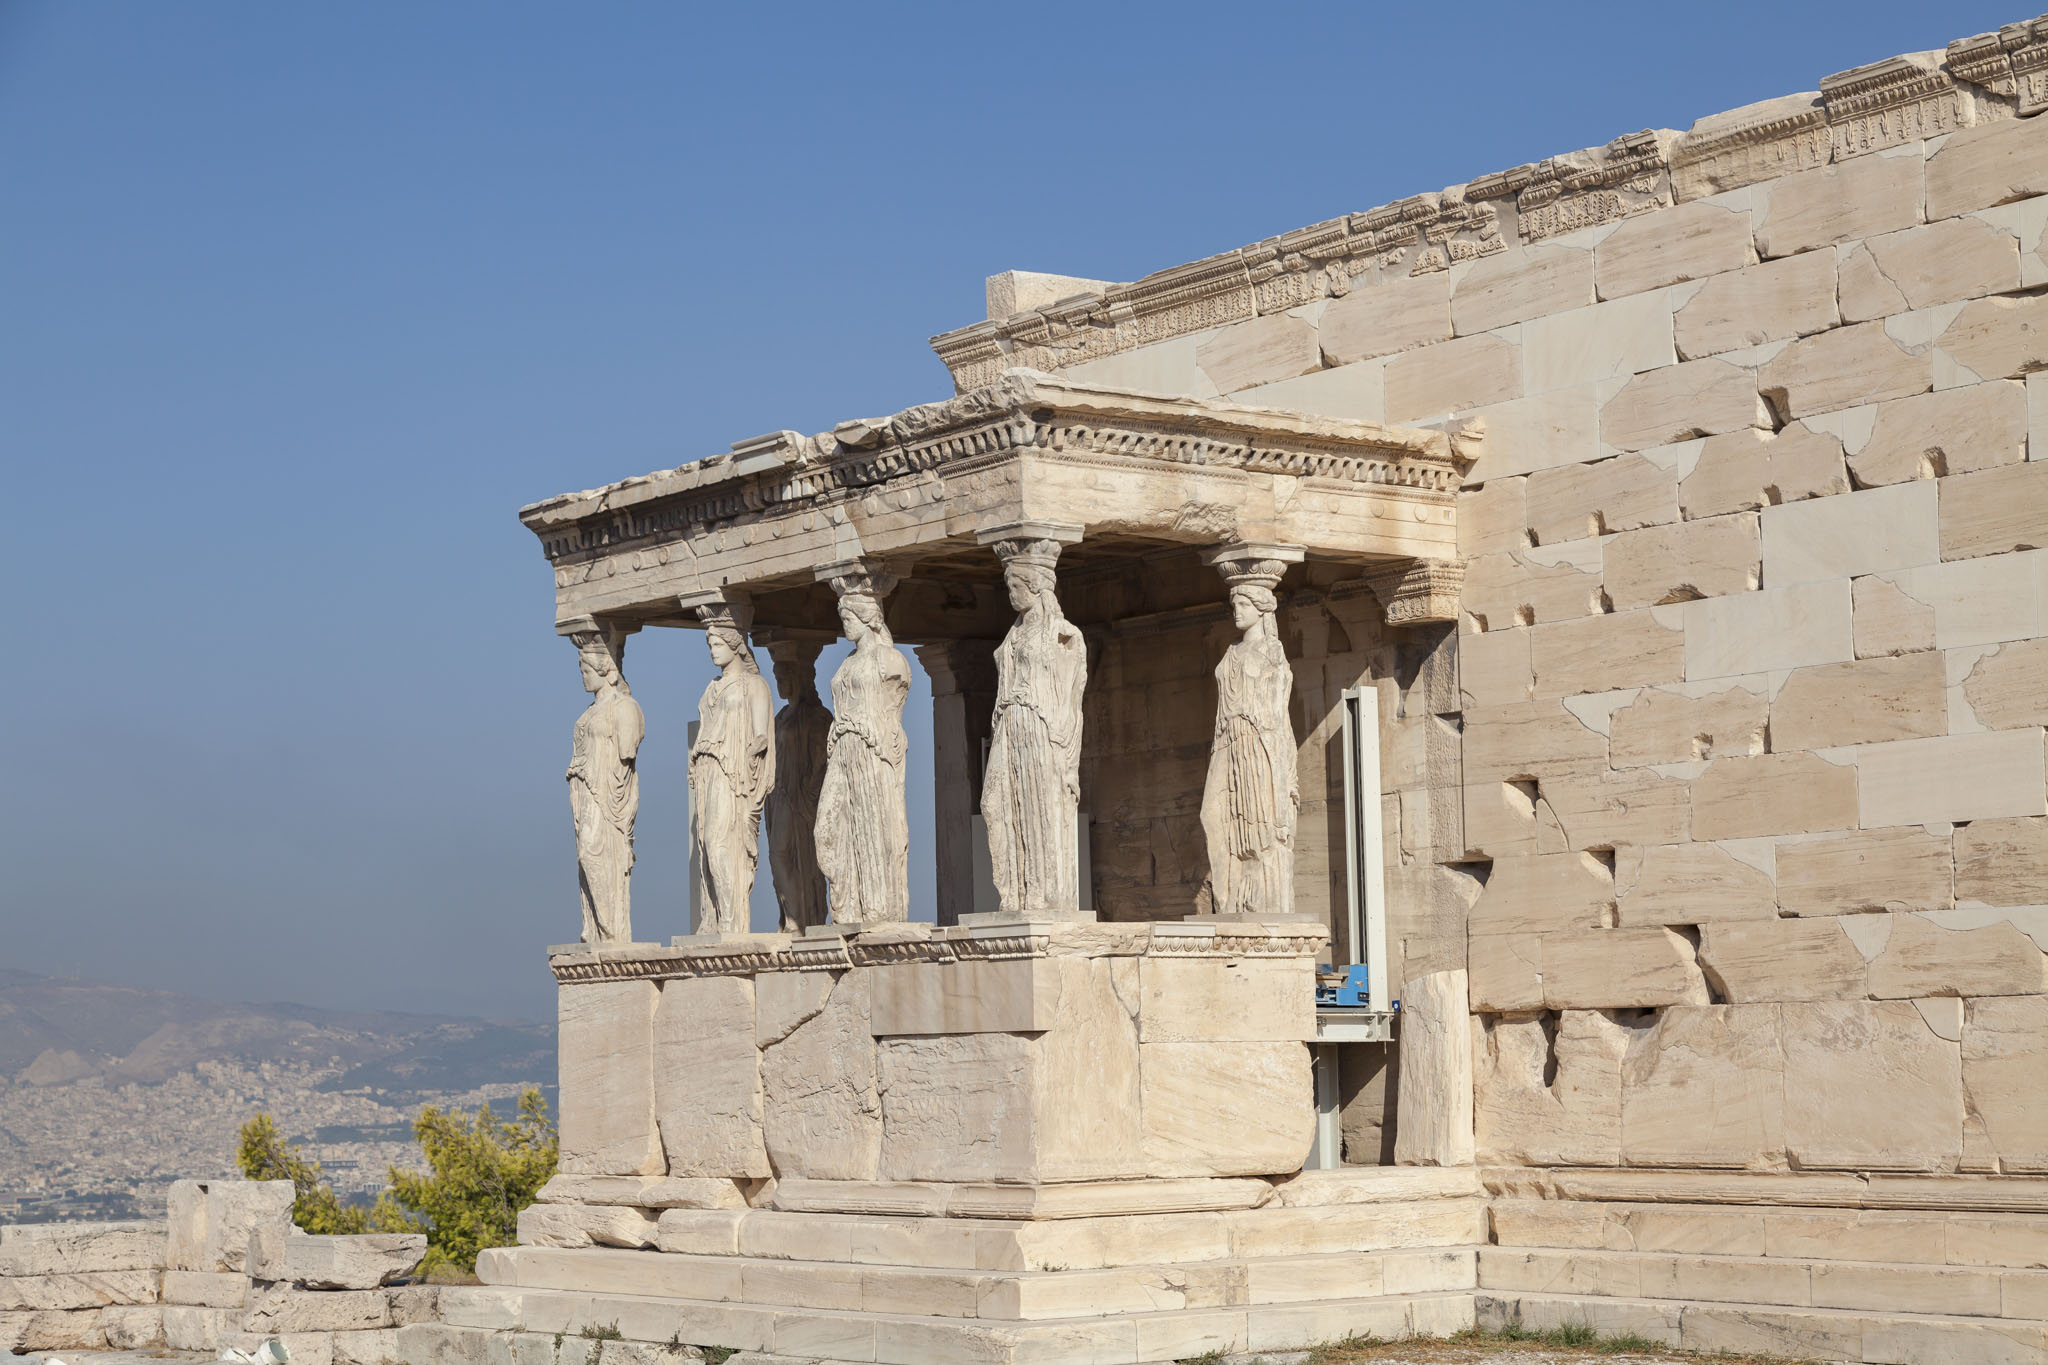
[573, 630, 626, 695]
[694, 597, 757, 673]
[1218, 559, 1289, 634]
[993, 539, 1064, 615]
[827, 565, 897, 647]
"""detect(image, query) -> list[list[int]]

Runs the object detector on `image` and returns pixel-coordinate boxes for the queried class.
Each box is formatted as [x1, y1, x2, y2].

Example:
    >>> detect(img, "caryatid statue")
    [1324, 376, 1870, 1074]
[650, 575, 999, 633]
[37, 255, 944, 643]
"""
[1199, 545, 1305, 918]
[761, 632, 832, 933]
[813, 565, 913, 925]
[564, 622, 645, 945]
[979, 527, 1089, 917]
[685, 595, 775, 934]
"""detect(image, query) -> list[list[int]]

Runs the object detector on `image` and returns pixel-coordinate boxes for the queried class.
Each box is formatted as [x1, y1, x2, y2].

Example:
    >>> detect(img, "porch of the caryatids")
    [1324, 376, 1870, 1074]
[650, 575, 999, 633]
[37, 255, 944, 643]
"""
[977, 522, 1088, 919]
[813, 561, 913, 926]
[757, 629, 832, 934]
[1198, 543, 1305, 918]
[681, 591, 775, 934]
[562, 617, 644, 945]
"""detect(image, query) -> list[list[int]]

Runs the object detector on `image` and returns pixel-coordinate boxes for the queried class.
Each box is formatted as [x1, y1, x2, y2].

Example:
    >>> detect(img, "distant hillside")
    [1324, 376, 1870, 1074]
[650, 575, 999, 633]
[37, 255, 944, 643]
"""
[0, 968, 554, 1095]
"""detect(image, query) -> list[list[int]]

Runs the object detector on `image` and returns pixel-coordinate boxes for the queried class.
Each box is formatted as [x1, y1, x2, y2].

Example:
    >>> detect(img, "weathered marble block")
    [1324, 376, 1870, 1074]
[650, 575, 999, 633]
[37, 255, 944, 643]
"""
[165, 1179, 294, 1274]
[544, 918, 1323, 1200]
[0, 1221, 164, 1276]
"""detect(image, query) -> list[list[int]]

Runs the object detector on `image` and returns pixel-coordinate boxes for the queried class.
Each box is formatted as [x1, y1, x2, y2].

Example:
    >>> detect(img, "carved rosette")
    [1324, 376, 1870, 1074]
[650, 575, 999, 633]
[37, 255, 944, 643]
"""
[1364, 557, 1465, 627]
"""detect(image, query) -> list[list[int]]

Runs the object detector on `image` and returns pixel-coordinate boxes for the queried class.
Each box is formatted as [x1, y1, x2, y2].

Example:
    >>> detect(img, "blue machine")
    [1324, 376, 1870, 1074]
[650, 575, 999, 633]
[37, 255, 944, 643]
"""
[1315, 963, 1374, 1008]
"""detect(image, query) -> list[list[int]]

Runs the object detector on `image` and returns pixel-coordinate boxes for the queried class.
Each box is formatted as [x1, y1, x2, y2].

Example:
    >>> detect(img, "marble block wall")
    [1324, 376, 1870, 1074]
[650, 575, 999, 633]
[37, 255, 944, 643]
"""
[548, 920, 1321, 1195]
[936, 48, 2048, 1180]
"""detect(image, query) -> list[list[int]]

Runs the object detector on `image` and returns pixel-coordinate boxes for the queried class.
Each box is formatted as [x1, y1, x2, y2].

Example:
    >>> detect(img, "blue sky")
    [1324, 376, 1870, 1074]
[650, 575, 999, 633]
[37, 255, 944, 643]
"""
[0, 0, 2023, 1021]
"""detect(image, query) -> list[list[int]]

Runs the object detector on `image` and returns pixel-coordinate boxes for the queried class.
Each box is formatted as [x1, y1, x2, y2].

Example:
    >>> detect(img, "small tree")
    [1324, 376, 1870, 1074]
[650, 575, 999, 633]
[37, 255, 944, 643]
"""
[382, 1088, 558, 1275]
[236, 1114, 411, 1235]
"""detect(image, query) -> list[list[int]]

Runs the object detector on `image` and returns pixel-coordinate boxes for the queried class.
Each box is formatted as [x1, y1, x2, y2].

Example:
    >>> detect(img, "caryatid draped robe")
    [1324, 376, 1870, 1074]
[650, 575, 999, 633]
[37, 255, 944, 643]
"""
[981, 607, 1088, 916]
[814, 638, 913, 923]
[766, 688, 832, 933]
[689, 666, 775, 933]
[1200, 630, 1298, 917]
[568, 682, 645, 943]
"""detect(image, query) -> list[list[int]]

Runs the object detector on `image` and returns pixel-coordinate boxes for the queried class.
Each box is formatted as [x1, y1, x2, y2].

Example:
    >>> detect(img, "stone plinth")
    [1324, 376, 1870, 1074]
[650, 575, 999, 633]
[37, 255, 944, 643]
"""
[550, 919, 1323, 1188]
[434, 922, 1500, 1363]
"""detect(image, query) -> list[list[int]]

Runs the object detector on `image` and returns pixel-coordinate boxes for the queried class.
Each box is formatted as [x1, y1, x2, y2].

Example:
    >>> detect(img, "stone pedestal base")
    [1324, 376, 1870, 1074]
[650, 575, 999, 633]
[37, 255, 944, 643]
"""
[400, 1169, 1486, 1364]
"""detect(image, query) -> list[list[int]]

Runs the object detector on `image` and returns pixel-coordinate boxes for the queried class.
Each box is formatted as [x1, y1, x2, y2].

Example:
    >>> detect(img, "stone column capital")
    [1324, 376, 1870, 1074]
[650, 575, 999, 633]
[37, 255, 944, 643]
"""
[557, 616, 638, 660]
[1363, 556, 1464, 627]
[814, 559, 900, 599]
[915, 639, 999, 696]
[752, 627, 832, 670]
[974, 520, 1085, 549]
[678, 588, 754, 633]
[1202, 543, 1306, 591]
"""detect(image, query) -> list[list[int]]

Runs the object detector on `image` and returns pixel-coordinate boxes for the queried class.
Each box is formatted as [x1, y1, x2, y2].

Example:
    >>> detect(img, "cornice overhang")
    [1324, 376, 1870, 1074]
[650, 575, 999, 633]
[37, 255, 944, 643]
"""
[519, 370, 1461, 624]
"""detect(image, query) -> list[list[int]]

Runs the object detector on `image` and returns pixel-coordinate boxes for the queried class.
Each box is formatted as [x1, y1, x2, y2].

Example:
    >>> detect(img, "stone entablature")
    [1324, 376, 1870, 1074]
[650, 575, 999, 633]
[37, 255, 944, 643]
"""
[520, 369, 1459, 631]
[928, 17, 2048, 391]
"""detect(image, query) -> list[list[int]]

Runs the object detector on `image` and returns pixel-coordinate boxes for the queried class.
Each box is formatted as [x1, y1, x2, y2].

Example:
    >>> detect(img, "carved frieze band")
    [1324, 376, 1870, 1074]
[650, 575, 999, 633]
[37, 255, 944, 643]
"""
[931, 22, 2046, 390]
[548, 929, 1324, 983]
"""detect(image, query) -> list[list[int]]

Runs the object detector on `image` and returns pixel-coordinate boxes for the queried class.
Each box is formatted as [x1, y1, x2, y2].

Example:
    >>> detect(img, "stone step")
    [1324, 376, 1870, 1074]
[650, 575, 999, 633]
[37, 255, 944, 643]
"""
[628, 1196, 1486, 1271]
[1490, 1197, 2048, 1269]
[403, 1289, 1477, 1364]
[1480, 1245, 2048, 1320]
[1479, 1290, 2048, 1365]
[469, 1244, 1479, 1322]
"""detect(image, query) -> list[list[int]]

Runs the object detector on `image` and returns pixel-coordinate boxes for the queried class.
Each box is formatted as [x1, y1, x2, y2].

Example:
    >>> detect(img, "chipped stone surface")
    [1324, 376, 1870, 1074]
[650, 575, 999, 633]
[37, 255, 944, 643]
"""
[1769, 651, 1947, 749]
[1927, 112, 2048, 221]
[1614, 842, 1774, 925]
[1621, 1005, 1785, 1167]
[1935, 291, 2048, 382]
[1195, 313, 1321, 392]
[653, 974, 769, 1178]
[1393, 970, 1475, 1168]
[1852, 574, 1937, 657]
[1673, 250, 1837, 359]
[761, 968, 881, 1181]
[1319, 272, 1451, 365]
[1696, 919, 1870, 1003]
[1782, 1000, 1963, 1171]
[1453, 245, 1594, 334]
[1600, 359, 1764, 452]
[1941, 458, 2048, 561]
[1963, 636, 2048, 729]
[1753, 151, 1923, 259]
[1596, 200, 1754, 300]
[1467, 851, 1615, 935]
[1527, 610, 1684, 697]
[1757, 319, 1932, 420]
[1523, 454, 1675, 546]
[1608, 686, 1767, 767]
[1848, 381, 2028, 486]
[1602, 514, 1759, 610]
[1776, 826, 1954, 916]
[1868, 912, 2048, 999]
[1690, 752, 1858, 841]
[1955, 815, 2048, 906]
[1839, 217, 2022, 321]
[1475, 1010, 1631, 1166]
[1384, 331, 1522, 421]
[1964, 995, 2048, 1173]
[557, 981, 664, 1177]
